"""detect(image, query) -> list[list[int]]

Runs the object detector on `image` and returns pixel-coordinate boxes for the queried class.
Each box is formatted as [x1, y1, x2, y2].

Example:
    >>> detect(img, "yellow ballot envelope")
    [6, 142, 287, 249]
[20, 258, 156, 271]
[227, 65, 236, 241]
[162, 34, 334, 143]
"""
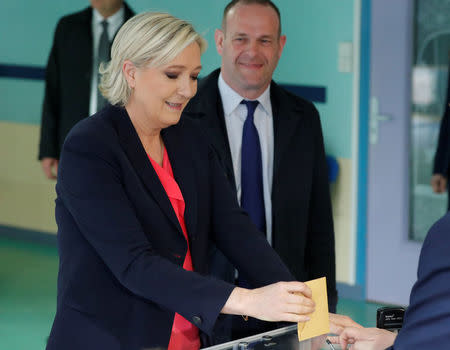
[297, 277, 330, 341]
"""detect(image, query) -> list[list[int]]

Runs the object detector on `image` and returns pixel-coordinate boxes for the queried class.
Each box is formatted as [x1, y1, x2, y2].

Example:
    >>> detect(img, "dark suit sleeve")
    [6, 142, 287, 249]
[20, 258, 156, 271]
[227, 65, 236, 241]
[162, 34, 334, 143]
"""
[306, 106, 337, 312]
[39, 20, 63, 160]
[207, 145, 295, 286]
[57, 125, 234, 335]
[388, 214, 450, 349]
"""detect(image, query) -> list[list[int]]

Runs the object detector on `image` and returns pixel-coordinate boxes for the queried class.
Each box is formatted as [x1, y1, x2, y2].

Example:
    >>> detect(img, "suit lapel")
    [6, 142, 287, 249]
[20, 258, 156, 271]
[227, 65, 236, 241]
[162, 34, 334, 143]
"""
[271, 82, 304, 182]
[75, 8, 94, 106]
[183, 70, 237, 192]
[162, 126, 198, 242]
[201, 99, 237, 191]
[112, 106, 184, 236]
[123, 2, 135, 21]
[110, 3, 135, 51]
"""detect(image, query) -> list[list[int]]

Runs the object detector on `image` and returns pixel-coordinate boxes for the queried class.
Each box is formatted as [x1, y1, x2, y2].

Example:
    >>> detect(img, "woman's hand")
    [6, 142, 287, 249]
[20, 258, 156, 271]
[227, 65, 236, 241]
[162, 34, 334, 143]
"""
[222, 281, 315, 322]
[328, 327, 396, 350]
[329, 313, 363, 334]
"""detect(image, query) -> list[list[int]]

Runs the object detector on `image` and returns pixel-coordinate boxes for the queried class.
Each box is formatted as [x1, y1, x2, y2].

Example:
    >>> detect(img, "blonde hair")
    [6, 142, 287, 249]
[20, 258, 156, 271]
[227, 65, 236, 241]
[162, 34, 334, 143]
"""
[99, 12, 207, 106]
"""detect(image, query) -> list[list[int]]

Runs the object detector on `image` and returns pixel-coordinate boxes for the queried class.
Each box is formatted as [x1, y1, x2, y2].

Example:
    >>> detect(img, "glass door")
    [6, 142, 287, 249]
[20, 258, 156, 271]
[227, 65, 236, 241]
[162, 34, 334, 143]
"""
[410, 0, 450, 241]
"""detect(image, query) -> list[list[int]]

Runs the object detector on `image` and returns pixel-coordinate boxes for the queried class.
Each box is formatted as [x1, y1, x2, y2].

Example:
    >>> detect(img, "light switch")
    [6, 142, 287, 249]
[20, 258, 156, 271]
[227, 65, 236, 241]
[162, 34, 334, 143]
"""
[338, 42, 353, 73]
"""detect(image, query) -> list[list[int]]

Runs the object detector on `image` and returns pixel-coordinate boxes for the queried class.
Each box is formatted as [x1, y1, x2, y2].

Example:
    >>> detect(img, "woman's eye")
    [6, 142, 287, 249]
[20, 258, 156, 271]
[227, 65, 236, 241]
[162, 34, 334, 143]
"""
[165, 73, 178, 79]
[191, 75, 199, 81]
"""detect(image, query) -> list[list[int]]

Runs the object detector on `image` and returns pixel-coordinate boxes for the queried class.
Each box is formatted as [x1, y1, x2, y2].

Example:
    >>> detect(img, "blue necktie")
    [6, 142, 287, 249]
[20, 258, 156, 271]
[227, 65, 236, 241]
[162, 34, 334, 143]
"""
[241, 100, 266, 234]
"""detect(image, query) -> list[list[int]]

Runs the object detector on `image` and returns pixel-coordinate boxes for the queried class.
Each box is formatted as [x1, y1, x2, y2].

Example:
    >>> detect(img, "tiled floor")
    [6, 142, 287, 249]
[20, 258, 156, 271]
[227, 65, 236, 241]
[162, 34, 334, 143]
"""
[0, 237, 387, 350]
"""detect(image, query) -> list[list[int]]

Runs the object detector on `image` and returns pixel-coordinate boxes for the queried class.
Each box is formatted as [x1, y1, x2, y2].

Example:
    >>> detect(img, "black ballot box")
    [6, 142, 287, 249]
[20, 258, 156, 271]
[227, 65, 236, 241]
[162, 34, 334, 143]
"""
[202, 325, 335, 350]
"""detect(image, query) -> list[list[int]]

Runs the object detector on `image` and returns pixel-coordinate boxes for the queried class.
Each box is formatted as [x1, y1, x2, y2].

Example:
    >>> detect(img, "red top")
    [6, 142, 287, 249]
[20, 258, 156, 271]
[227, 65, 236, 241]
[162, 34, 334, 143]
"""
[148, 148, 201, 350]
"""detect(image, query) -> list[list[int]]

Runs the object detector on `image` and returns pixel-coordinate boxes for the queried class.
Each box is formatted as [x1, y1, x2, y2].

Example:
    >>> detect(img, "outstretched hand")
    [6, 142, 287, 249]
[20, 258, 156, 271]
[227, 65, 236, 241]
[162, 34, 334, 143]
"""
[329, 312, 363, 335]
[328, 327, 396, 350]
[222, 281, 315, 323]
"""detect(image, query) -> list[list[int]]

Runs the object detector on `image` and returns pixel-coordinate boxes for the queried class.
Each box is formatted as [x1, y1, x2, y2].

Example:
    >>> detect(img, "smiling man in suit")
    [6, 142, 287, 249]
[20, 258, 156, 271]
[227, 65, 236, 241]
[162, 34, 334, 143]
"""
[38, 0, 134, 179]
[183, 0, 337, 342]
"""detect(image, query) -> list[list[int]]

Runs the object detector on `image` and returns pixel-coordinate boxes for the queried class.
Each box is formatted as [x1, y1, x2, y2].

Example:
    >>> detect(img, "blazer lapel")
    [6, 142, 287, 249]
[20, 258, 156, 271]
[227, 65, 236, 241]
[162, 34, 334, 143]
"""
[112, 106, 184, 236]
[271, 82, 304, 182]
[162, 126, 198, 242]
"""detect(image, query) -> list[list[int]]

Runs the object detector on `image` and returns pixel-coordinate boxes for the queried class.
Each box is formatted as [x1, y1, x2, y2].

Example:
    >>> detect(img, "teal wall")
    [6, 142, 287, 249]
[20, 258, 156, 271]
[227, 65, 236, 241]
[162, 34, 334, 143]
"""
[0, 0, 355, 158]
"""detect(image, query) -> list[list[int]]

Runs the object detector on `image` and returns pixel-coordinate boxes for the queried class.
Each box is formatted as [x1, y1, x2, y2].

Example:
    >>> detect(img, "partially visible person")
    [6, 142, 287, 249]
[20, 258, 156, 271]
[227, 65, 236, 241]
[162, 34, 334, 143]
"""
[183, 0, 337, 341]
[330, 212, 450, 349]
[38, 0, 134, 179]
[431, 64, 450, 208]
[329, 313, 363, 335]
[46, 12, 317, 350]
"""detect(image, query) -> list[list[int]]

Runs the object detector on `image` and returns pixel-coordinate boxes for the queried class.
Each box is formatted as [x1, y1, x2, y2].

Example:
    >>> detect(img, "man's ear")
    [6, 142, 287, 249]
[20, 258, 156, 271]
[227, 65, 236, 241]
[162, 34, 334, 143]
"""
[215, 29, 225, 56]
[278, 35, 287, 57]
[122, 60, 137, 88]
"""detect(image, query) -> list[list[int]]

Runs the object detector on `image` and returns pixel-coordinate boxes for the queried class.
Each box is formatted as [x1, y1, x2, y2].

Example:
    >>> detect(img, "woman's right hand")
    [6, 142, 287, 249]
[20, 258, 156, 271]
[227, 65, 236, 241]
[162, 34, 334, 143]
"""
[221, 281, 315, 323]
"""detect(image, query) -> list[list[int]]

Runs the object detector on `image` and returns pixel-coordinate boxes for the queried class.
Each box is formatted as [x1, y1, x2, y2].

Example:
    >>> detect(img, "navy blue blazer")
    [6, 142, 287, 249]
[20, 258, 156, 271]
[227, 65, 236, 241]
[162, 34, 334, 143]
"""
[46, 105, 294, 350]
[387, 212, 450, 348]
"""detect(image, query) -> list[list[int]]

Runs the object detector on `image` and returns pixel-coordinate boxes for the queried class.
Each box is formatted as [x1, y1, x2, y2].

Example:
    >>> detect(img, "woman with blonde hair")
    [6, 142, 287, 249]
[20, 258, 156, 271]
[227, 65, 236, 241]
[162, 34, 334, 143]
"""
[46, 12, 315, 350]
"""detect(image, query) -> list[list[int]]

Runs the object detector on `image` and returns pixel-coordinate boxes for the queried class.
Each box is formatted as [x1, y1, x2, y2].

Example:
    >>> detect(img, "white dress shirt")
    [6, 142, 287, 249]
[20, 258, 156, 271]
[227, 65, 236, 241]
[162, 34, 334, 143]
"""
[218, 73, 274, 245]
[89, 7, 125, 116]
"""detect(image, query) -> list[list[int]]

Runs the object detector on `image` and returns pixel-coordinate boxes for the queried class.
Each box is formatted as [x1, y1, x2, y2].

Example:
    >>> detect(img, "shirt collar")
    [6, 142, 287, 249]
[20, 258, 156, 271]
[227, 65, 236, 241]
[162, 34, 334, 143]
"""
[92, 5, 124, 26]
[218, 72, 272, 117]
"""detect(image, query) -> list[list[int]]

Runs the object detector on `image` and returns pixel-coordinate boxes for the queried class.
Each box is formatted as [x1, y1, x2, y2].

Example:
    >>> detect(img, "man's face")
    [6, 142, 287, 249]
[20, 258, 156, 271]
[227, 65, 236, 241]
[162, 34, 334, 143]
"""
[215, 3, 286, 99]
[90, 0, 123, 17]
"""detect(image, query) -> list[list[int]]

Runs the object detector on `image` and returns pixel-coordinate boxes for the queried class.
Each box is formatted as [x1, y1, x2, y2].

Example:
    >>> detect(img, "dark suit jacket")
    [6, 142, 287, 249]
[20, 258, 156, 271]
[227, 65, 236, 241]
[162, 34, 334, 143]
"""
[46, 105, 294, 350]
[38, 4, 134, 160]
[387, 212, 450, 349]
[183, 69, 337, 311]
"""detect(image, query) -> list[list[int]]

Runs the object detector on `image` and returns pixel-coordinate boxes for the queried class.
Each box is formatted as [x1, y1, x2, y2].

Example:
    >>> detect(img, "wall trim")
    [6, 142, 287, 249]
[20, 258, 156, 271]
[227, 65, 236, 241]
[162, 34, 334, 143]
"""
[355, 0, 371, 298]
[0, 63, 327, 103]
[281, 84, 326, 103]
[0, 63, 45, 80]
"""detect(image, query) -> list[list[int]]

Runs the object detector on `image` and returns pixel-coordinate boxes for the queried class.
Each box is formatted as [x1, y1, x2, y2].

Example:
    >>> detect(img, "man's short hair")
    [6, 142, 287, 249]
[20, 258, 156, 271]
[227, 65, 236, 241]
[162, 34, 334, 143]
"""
[222, 0, 282, 36]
